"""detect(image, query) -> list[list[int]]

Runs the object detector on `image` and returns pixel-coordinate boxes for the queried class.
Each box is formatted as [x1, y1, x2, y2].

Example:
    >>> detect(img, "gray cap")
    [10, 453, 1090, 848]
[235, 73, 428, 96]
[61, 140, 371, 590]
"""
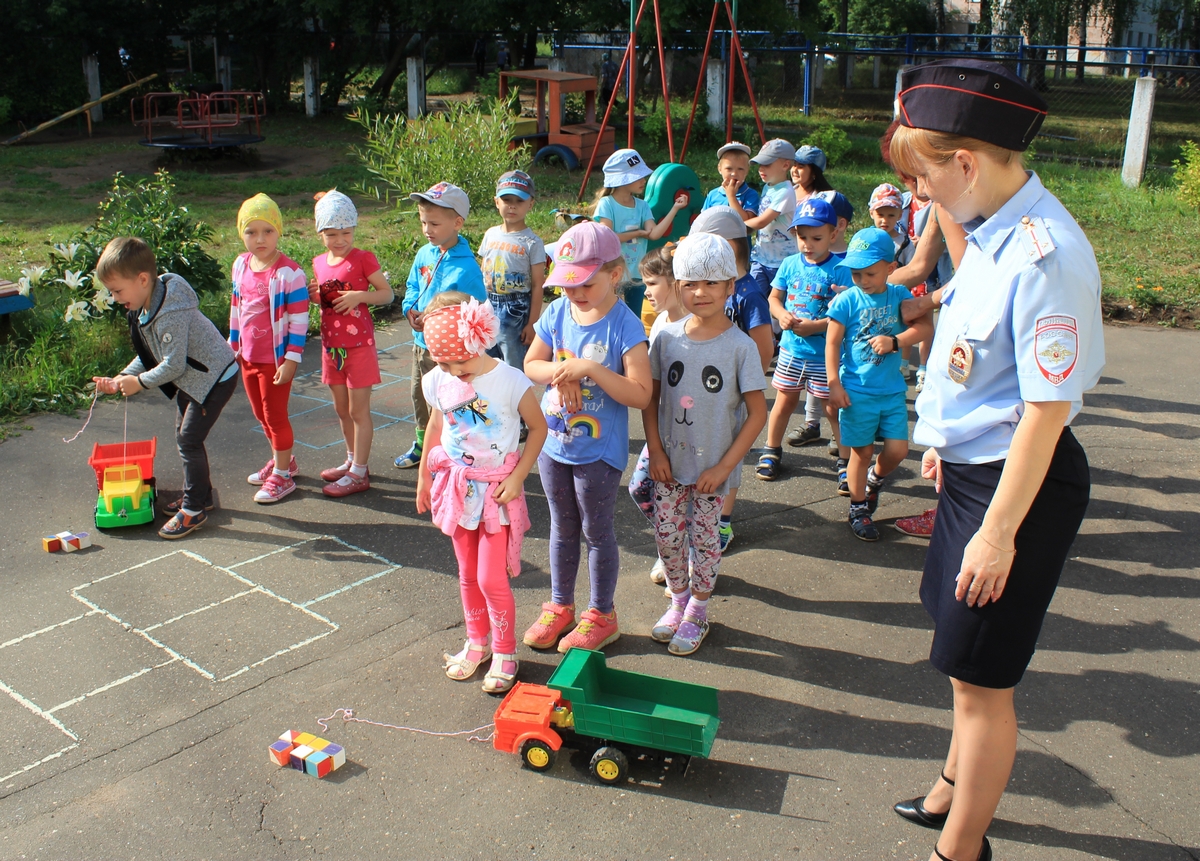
[409, 182, 470, 218]
[716, 141, 752, 159]
[750, 138, 796, 165]
[689, 205, 747, 240]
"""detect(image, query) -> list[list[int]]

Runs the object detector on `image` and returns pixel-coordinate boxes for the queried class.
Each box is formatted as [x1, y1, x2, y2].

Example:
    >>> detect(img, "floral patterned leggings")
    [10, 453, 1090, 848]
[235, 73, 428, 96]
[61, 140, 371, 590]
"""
[653, 481, 725, 595]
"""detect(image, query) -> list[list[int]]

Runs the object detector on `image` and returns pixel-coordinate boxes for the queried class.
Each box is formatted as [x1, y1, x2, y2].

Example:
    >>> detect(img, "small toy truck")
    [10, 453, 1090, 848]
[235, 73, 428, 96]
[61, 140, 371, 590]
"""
[88, 438, 157, 528]
[493, 648, 720, 785]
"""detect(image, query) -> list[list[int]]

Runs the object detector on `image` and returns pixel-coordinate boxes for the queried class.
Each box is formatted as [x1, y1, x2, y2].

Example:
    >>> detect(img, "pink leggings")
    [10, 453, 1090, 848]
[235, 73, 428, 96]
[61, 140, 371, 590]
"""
[451, 524, 517, 654]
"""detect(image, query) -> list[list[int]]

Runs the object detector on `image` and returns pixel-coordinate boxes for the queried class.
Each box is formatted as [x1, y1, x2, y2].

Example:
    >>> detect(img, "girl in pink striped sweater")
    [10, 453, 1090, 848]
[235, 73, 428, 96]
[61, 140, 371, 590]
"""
[229, 194, 310, 504]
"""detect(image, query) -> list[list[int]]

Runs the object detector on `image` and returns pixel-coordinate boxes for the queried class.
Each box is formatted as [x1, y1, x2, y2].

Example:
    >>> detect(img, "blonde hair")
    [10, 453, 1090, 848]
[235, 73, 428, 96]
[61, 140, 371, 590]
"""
[592, 186, 615, 207]
[888, 125, 1022, 185]
[96, 237, 157, 283]
[427, 290, 474, 311]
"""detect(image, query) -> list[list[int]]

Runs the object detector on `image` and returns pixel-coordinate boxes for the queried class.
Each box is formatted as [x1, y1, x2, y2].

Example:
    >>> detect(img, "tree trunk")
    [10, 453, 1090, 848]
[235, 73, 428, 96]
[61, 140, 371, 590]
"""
[838, 0, 848, 89]
[1075, 1, 1090, 80]
[521, 29, 538, 69]
[369, 30, 416, 105]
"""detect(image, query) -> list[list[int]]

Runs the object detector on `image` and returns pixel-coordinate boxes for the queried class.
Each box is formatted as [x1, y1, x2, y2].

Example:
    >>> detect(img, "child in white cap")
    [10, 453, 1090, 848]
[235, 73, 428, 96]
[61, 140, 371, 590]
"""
[593, 148, 688, 322]
[740, 139, 799, 298]
[308, 190, 394, 497]
[643, 232, 767, 656]
[701, 141, 762, 215]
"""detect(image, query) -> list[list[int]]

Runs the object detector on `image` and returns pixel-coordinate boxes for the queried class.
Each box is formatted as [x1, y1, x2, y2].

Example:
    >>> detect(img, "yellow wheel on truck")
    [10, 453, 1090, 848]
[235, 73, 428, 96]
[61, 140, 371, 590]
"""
[589, 746, 628, 786]
[520, 739, 555, 772]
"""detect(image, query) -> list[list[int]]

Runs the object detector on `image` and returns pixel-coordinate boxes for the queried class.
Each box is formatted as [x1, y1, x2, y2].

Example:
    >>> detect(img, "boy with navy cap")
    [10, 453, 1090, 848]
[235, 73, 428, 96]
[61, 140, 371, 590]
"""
[755, 197, 840, 481]
[825, 227, 933, 540]
[479, 170, 546, 370]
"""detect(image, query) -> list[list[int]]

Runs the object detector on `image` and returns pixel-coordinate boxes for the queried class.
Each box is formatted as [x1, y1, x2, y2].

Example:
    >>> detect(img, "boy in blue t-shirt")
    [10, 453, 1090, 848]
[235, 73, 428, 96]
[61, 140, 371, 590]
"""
[701, 142, 762, 216]
[826, 228, 933, 542]
[755, 198, 840, 482]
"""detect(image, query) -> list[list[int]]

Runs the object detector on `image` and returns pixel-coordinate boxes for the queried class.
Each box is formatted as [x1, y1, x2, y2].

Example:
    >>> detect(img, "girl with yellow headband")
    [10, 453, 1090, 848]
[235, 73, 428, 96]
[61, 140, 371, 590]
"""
[229, 193, 311, 504]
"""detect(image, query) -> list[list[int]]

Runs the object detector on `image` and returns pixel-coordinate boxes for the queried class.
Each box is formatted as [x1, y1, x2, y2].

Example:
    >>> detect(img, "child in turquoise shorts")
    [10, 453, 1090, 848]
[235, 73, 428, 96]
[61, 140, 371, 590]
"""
[825, 227, 932, 542]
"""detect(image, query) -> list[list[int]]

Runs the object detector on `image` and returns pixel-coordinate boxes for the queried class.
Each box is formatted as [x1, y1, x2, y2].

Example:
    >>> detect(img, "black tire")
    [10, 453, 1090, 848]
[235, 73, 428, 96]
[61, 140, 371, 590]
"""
[533, 144, 580, 170]
[519, 739, 556, 772]
[588, 745, 628, 786]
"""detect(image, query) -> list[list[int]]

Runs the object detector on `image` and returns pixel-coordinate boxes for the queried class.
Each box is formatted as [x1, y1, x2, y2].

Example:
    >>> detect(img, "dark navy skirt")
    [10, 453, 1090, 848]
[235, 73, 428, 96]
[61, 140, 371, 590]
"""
[920, 428, 1090, 689]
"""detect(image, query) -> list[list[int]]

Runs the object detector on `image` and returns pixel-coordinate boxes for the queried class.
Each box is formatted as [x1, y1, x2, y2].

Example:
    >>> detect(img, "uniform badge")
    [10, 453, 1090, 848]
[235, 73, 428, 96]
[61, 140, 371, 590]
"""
[161, 332, 172, 344]
[1035, 315, 1078, 386]
[948, 336, 973, 384]
[1018, 215, 1056, 261]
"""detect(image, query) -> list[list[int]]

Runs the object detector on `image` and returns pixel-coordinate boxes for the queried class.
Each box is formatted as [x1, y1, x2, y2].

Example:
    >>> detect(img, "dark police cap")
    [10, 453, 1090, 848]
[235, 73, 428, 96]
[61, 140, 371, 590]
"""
[897, 59, 1048, 151]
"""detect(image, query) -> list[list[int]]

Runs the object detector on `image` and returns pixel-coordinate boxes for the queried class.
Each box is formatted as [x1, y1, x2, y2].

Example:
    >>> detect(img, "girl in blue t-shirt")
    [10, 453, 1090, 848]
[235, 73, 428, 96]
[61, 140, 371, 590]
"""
[594, 148, 687, 319]
[522, 222, 652, 654]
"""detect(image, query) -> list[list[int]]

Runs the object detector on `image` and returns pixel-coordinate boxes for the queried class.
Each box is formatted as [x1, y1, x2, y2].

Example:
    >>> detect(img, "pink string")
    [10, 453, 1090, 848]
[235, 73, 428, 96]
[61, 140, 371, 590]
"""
[62, 389, 101, 444]
[316, 708, 495, 744]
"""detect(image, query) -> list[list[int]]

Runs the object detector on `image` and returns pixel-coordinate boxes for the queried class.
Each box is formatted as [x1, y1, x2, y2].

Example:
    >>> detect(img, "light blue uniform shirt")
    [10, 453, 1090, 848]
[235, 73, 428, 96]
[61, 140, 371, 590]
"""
[913, 173, 1105, 464]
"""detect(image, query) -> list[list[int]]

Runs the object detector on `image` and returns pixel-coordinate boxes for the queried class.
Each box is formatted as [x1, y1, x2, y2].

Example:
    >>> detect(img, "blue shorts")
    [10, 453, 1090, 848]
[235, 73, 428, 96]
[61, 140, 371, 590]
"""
[771, 350, 829, 397]
[838, 389, 909, 447]
[485, 291, 532, 368]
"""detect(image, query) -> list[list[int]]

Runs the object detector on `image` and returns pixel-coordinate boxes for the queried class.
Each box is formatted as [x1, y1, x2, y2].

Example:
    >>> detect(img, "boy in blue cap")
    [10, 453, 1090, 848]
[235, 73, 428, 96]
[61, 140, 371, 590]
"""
[755, 197, 840, 481]
[825, 227, 933, 541]
[480, 170, 546, 370]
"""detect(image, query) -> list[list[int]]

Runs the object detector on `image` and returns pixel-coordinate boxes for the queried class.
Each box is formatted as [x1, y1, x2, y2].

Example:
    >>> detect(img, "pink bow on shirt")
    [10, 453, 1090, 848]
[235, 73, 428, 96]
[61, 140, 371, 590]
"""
[426, 446, 531, 577]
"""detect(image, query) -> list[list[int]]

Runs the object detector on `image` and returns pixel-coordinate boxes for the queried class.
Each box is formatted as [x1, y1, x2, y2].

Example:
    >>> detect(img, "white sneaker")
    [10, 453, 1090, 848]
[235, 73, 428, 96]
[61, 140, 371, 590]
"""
[650, 558, 666, 584]
[915, 369, 927, 393]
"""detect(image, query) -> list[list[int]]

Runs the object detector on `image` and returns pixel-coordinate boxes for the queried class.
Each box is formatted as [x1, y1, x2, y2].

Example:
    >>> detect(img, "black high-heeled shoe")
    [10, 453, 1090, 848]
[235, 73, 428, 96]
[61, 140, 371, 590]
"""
[934, 835, 991, 861]
[893, 769, 954, 829]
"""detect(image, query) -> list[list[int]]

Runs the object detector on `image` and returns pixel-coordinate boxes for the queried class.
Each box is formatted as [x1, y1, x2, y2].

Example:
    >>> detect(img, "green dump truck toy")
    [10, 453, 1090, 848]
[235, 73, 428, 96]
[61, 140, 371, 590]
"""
[493, 648, 720, 785]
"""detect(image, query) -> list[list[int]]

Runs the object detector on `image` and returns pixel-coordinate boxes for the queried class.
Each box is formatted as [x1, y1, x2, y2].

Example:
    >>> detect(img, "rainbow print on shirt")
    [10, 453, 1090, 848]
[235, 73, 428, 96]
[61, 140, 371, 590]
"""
[567, 414, 601, 437]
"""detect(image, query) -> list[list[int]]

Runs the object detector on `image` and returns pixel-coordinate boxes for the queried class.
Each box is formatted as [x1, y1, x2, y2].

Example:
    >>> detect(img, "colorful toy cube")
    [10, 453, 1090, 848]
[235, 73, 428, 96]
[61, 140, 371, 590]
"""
[293, 732, 318, 748]
[74, 532, 92, 549]
[321, 742, 346, 770]
[289, 744, 315, 770]
[43, 535, 61, 552]
[304, 750, 334, 778]
[269, 740, 295, 766]
[278, 730, 302, 744]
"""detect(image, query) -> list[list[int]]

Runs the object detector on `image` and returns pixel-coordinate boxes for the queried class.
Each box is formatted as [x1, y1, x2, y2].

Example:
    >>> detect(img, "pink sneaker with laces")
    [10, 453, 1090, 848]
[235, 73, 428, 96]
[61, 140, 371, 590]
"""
[558, 607, 619, 653]
[254, 473, 297, 504]
[248, 456, 298, 486]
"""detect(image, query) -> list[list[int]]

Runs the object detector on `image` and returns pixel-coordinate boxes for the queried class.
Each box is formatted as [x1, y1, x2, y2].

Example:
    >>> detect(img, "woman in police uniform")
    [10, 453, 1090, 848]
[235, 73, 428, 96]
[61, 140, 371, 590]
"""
[885, 60, 1105, 861]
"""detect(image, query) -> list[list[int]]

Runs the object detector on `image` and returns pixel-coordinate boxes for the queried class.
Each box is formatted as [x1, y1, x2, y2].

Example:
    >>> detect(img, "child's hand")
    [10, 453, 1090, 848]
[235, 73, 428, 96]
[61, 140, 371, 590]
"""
[520, 320, 536, 346]
[696, 463, 732, 495]
[672, 192, 688, 209]
[776, 310, 796, 331]
[331, 291, 367, 314]
[406, 307, 424, 332]
[114, 374, 143, 396]
[827, 380, 851, 409]
[92, 376, 119, 395]
[416, 476, 432, 514]
[273, 359, 298, 386]
[306, 277, 320, 303]
[551, 358, 595, 385]
[921, 447, 943, 493]
[555, 380, 584, 414]
[648, 449, 673, 483]
[868, 334, 894, 355]
[721, 175, 741, 193]
[493, 474, 524, 506]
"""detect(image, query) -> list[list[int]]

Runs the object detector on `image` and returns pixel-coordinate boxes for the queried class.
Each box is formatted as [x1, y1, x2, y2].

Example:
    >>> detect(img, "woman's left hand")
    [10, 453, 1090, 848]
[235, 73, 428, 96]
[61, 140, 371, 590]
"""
[956, 531, 1016, 607]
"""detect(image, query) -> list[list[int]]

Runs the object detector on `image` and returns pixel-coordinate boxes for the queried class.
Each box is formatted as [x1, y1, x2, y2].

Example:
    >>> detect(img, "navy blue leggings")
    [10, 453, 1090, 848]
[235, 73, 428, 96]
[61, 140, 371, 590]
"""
[538, 453, 623, 613]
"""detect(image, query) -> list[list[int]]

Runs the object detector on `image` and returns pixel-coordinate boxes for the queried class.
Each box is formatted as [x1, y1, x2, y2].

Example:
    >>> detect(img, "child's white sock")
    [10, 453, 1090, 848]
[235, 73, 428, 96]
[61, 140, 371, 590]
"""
[181, 507, 201, 517]
[349, 462, 368, 478]
[272, 466, 290, 479]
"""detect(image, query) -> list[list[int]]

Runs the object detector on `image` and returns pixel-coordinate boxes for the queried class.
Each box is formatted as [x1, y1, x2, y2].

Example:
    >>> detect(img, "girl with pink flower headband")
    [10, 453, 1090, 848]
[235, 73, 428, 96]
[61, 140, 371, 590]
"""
[415, 292, 547, 693]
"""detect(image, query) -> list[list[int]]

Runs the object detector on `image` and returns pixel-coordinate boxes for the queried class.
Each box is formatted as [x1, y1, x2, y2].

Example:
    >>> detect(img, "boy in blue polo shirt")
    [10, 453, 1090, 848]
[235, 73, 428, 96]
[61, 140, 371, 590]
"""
[701, 142, 762, 215]
[825, 227, 933, 541]
[755, 197, 840, 481]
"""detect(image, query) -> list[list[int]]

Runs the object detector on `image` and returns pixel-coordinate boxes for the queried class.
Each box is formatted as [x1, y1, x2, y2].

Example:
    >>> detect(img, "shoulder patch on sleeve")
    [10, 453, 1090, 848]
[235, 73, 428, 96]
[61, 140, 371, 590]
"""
[161, 332, 173, 344]
[1017, 215, 1056, 261]
[1035, 315, 1077, 385]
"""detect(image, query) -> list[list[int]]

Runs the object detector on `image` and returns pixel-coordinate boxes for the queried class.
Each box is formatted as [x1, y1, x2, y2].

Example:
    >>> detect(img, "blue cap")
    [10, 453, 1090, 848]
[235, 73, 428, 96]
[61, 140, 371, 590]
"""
[793, 145, 828, 172]
[814, 190, 854, 223]
[789, 198, 838, 230]
[496, 170, 535, 200]
[835, 227, 896, 281]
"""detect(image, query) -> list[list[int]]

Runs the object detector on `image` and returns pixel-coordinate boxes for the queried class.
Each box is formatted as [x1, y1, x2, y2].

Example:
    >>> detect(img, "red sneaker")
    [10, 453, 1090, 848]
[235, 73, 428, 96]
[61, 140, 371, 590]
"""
[895, 507, 937, 538]
[522, 603, 575, 650]
[558, 607, 619, 653]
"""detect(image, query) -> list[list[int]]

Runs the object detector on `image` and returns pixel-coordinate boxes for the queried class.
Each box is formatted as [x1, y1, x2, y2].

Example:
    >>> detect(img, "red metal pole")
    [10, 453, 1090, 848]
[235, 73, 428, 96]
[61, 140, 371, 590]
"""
[679, 2, 720, 164]
[628, 20, 637, 149]
[726, 21, 735, 143]
[652, 0, 674, 162]
[578, 0, 649, 202]
[725, 2, 766, 146]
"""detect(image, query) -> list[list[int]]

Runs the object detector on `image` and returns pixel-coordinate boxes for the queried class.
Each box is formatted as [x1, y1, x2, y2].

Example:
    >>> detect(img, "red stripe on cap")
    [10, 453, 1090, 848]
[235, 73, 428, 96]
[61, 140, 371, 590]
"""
[898, 83, 1048, 116]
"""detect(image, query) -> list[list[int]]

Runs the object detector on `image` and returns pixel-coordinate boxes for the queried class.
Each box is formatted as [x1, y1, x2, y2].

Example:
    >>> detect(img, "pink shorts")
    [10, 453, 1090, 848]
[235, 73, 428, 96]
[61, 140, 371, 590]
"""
[321, 344, 381, 389]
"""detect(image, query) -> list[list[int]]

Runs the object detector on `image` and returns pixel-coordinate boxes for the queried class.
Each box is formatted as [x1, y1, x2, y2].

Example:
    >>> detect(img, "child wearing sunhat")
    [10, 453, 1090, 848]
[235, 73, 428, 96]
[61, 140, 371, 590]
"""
[230, 193, 310, 504]
[395, 182, 488, 470]
[308, 190, 394, 497]
[824, 227, 933, 542]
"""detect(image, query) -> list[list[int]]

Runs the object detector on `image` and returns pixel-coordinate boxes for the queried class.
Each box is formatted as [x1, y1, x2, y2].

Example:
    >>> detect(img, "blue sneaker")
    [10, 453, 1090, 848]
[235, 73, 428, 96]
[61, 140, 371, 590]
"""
[394, 442, 422, 469]
[718, 521, 734, 553]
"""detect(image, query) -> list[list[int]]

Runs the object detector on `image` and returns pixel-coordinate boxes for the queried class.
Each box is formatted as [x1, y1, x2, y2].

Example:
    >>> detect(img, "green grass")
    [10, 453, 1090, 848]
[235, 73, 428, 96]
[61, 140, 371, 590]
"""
[0, 100, 1196, 423]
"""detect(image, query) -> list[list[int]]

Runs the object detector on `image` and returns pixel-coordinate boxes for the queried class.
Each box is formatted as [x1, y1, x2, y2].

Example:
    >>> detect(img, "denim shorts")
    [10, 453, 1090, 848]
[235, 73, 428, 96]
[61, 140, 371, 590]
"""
[486, 291, 532, 368]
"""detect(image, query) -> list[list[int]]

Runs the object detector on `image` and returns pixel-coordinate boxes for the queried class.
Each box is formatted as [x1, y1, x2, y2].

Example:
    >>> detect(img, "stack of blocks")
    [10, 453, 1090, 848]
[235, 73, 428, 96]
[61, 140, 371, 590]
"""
[42, 531, 92, 553]
[269, 731, 346, 778]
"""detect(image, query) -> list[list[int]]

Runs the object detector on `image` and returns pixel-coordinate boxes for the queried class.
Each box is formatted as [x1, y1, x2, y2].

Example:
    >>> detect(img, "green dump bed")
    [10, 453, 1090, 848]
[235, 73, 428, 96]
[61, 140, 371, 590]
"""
[547, 648, 720, 758]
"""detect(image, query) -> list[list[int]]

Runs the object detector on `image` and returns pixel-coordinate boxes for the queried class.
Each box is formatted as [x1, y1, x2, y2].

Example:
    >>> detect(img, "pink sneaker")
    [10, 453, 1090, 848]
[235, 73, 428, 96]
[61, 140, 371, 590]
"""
[895, 507, 937, 538]
[254, 473, 296, 504]
[558, 607, 619, 653]
[523, 603, 576, 650]
[248, 456, 298, 486]
[323, 469, 369, 498]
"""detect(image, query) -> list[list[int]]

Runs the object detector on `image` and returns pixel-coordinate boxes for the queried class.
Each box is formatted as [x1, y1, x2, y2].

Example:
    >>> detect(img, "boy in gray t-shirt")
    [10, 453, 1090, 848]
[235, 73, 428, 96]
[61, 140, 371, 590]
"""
[479, 170, 546, 368]
[643, 232, 768, 658]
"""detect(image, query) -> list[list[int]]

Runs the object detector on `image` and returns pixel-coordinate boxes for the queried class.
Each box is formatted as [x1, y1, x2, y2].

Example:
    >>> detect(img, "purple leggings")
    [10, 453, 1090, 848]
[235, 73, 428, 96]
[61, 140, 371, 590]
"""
[538, 453, 623, 613]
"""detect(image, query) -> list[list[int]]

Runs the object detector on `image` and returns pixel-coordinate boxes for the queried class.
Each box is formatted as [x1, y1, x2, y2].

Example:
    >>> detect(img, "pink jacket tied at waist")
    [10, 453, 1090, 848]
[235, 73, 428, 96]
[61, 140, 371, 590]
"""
[426, 446, 530, 577]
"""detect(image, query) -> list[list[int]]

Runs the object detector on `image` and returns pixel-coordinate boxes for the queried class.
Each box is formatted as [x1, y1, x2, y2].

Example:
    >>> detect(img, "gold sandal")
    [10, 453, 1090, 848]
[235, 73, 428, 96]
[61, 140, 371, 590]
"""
[482, 653, 518, 694]
[444, 642, 491, 681]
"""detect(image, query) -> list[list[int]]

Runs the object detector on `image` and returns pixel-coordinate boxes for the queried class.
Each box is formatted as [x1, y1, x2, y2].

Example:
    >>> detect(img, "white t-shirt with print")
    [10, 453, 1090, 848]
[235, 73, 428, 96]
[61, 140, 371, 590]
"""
[751, 181, 798, 269]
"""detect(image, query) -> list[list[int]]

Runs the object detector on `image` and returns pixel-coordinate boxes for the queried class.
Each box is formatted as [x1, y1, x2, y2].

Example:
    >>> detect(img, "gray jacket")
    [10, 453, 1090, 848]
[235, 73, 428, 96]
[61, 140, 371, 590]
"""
[121, 274, 236, 403]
